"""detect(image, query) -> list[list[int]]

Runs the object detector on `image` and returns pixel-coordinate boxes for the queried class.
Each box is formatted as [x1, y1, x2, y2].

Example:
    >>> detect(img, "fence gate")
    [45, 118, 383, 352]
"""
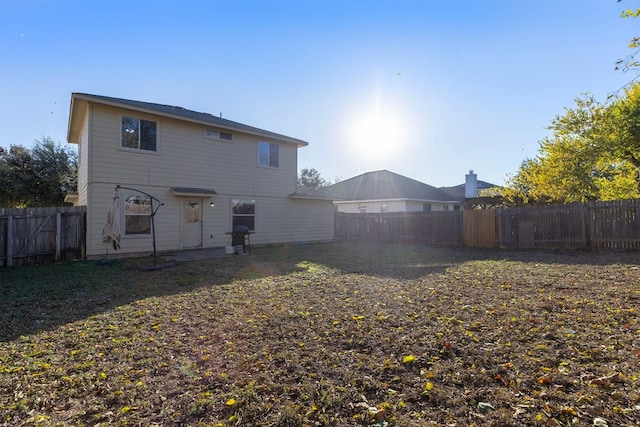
[462, 209, 496, 248]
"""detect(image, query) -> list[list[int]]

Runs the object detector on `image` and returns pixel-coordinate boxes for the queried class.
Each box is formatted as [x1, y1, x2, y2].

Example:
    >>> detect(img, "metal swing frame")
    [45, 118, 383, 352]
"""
[116, 185, 164, 264]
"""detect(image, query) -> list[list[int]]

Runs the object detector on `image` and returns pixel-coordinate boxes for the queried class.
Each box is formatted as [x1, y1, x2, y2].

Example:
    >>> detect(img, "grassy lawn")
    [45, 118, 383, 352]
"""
[1, 242, 639, 426]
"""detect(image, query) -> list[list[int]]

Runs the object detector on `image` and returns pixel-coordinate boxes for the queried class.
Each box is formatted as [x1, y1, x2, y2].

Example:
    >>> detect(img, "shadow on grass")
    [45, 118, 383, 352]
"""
[1, 241, 638, 342]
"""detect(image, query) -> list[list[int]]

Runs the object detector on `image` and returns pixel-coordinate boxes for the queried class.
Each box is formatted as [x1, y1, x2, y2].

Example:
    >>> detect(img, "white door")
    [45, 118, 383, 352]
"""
[182, 199, 203, 248]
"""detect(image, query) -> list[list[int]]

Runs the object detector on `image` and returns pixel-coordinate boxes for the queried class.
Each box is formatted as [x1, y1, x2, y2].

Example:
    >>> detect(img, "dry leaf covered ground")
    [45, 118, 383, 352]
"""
[1, 242, 639, 426]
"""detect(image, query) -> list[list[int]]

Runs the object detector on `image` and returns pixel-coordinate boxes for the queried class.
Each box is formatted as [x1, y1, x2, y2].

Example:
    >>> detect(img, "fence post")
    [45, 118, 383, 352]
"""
[55, 212, 62, 262]
[6, 214, 13, 267]
[584, 203, 592, 249]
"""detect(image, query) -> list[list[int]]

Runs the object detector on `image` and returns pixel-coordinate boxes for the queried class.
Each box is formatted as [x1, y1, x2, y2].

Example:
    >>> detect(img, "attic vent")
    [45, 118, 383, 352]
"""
[205, 129, 233, 141]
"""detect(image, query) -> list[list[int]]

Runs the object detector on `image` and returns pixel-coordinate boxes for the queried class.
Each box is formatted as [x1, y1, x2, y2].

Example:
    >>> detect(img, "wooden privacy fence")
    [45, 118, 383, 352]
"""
[0, 206, 86, 267]
[496, 199, 640, 250]
[335, 199, 640, 250]
[334, 211, 462, 246]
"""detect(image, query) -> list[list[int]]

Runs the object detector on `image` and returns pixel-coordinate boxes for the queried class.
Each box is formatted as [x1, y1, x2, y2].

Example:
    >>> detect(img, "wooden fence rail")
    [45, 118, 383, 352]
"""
[335, 199, 640, 251]
[0, 206, 86, 267]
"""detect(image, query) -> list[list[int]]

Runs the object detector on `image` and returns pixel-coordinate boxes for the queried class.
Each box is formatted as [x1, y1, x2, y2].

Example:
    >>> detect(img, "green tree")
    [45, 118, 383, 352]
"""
[608, 82, 640, 188]
[501, 90, 640, 206]
[0, 137, 77, 207]
[297, 167, 330, 188]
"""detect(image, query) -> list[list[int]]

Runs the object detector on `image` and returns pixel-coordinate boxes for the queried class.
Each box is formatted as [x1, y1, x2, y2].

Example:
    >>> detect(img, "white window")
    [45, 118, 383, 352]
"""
[258, 141, 279, 168]
[204, 129, 233, 141]
[124, 194, 151, 235]
[232, 199, 255, 231]
[122, 116, 157, 151]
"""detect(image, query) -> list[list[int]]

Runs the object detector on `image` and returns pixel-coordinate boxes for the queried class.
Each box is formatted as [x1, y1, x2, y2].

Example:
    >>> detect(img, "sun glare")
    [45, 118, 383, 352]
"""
[349, 104, 406, 160]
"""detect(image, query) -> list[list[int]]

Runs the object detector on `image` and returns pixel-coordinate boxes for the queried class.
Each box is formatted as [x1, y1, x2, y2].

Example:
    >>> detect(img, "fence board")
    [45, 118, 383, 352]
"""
[0, 206, 86, 267]
[337, 198, 640, 251]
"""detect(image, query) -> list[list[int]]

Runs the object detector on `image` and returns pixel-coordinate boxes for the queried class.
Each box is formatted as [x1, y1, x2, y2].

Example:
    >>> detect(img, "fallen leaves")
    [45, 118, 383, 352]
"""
[1, 242, 640, 425]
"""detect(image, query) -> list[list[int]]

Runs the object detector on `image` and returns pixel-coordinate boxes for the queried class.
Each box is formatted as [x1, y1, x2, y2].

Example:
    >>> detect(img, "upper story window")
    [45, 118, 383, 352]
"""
[122, 116, 157, 152]
[258, 141, 279, 168]
[205, 129, 233, 141]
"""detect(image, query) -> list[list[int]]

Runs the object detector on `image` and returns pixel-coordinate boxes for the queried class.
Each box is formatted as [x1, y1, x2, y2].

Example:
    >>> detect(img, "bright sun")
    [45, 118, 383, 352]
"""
[349, 105, 406, 160]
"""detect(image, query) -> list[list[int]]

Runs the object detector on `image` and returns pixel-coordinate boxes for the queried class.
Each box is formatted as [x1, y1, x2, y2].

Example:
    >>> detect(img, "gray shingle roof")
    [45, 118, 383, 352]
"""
[324, 170, 463, 202]
[71, 93, 308, 146]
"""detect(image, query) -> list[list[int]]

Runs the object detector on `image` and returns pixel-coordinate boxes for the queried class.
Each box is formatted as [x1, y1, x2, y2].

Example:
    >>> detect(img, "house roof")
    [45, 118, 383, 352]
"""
[440, 180, 500, 198]
[67, 93, 309, 147]
[324, 170, 463, 203]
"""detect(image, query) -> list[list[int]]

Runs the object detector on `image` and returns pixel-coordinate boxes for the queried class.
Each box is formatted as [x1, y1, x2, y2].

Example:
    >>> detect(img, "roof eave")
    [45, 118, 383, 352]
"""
[70, 93, 309, 147]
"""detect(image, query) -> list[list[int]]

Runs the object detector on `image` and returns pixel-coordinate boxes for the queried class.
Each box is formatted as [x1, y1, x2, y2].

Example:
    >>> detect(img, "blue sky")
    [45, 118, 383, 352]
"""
[1, 0, 637, 187]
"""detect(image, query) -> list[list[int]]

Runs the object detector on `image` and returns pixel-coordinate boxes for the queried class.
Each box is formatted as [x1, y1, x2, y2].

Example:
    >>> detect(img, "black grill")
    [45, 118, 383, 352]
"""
[226, 225, 253, 254]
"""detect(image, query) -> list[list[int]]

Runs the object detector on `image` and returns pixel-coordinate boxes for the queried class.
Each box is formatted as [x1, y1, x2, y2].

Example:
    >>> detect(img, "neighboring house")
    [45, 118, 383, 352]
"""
[440, 170, 503, 208]
[66, 93, 335, 258]
[440, 170, 500, 199]
[324, 170, 464, 213]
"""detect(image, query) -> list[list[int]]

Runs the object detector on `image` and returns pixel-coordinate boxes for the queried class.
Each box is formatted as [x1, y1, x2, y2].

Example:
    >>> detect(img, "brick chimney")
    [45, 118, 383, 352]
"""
[465, 170, 478, 198]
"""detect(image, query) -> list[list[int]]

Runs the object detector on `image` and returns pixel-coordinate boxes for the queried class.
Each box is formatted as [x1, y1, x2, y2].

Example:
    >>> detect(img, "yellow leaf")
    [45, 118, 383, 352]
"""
[403, 355, 416, 364]
[425, 381, 433, 391]
[226, 398, 236, 406]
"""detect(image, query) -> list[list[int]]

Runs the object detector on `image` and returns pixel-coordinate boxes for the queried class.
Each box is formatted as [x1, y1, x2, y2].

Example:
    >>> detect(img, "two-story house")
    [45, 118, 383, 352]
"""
[66, 93, 334, 258]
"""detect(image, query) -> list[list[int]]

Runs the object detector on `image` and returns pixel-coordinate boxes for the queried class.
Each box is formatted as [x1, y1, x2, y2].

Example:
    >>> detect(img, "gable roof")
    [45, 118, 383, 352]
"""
[67, 93, 309, 147]
[324, 170, 463, 203]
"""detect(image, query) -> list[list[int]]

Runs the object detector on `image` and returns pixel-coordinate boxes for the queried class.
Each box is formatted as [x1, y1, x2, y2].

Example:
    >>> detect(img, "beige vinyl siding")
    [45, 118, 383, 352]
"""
[86, 183, 185, 257]
[80, 102, 331, 257]
[77, 110, 90, 206]
[85, 189, 333, 257]
[88, 106, 297, 197]
[251, 197, 334, 245]
[206, 196, 334, 248]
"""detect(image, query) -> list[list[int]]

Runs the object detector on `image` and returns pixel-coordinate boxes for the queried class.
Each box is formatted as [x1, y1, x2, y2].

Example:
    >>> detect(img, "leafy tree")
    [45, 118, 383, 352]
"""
[298, 167, 330, 188]
[608, 82, 640, 188]
[501, 90, 640, 206]
[0, 137, 77, 207]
